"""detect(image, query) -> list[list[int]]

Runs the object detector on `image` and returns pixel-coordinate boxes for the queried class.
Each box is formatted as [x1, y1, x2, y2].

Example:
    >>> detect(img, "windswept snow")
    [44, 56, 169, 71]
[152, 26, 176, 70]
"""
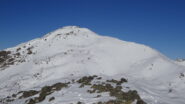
[0, 26, 185, 104]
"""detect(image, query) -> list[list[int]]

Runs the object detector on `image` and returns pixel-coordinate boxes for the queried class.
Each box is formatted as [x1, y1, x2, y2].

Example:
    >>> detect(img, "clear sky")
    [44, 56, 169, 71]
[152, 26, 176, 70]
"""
[0, 0, 185, 59]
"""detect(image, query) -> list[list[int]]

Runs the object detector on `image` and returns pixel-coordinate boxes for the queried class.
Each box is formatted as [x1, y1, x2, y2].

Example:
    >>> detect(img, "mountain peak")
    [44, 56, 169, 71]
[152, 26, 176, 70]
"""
[61, 26, 80, 29]
[8, 26, 100, 52]
[43, 26, 98, 39]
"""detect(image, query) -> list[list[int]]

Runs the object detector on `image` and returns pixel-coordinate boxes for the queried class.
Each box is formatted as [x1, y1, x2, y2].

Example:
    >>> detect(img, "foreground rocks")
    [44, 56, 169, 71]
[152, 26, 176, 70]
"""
[0, 75, 146, 104]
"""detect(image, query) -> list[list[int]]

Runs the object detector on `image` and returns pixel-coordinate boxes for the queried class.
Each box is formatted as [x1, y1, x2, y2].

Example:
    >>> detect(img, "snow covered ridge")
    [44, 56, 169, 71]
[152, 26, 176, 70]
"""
[176, 59, 185, 62]
[176, 59, 185, 66]
[0, 26, 185, 104]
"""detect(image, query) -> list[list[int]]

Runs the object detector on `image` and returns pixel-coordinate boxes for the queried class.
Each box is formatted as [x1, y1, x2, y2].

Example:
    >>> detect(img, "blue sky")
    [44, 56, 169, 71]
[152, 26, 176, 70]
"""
[0, 0, 185, 59]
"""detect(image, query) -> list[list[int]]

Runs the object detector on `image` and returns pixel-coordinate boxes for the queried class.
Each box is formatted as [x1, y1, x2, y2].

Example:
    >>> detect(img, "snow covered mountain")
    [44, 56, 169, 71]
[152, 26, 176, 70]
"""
[0, 26, 185, 104]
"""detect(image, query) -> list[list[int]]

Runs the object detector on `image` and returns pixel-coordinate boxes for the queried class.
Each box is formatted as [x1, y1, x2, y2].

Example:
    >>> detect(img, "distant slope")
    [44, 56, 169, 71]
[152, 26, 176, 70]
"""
[176, 59, 185, 66]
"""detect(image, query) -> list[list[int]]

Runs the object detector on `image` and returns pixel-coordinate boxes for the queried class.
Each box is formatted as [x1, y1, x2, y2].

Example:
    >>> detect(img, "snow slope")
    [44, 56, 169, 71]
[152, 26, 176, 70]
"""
[0, 26, 185, 104]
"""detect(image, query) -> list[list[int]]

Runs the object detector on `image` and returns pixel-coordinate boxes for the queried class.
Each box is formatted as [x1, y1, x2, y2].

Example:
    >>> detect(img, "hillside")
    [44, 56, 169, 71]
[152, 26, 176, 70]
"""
[0, 26, 185, 104]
